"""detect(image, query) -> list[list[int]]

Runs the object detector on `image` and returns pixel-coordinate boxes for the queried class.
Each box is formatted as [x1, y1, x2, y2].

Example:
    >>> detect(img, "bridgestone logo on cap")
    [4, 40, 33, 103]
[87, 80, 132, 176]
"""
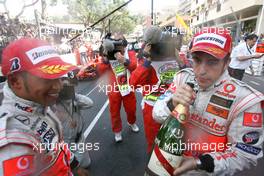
[194, 33, 227, 49]
[26, 46, 60, 65]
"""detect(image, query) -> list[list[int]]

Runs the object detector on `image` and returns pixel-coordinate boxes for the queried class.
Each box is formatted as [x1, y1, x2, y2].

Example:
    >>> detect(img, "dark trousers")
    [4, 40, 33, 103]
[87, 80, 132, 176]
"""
[228, 66, 245, 81]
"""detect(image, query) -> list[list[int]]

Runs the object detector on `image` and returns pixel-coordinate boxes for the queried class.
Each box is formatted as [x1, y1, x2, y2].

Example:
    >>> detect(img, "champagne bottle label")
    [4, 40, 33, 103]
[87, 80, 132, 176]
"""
[156, 117, 185, 155]
[147, 116, 185, 176]
[147, 146, 182, 176]
[147, 101, 189, 176]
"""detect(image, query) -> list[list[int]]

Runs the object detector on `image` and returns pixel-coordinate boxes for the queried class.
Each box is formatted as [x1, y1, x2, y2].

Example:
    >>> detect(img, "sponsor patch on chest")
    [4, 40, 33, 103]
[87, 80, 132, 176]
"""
[209, 95, 234, 108]
[190, 114, 227, 136]
[206, 103, 229, 119]
[243, 112, 262, 127]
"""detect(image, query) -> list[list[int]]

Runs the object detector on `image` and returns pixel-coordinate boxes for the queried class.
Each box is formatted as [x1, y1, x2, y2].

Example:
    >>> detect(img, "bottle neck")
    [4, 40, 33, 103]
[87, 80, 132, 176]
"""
[175, 104, 187, 114]
[172, 103, 188, 123]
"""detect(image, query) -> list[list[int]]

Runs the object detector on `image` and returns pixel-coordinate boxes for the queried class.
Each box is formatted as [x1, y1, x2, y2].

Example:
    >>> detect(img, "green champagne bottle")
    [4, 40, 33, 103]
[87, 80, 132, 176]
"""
[145, 83, 194, 176]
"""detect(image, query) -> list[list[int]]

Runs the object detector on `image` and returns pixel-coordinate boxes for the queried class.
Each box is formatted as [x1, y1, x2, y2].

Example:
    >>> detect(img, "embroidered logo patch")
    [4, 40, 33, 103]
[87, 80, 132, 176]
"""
[10, 57, 21, 72]
[224, 83, 236, 93]
[206, 103, 229, 119]
[3, 155, 34, 175]
[243, 112, 262, 127]
[235, 143, 261, 155]
[26, 45, 59, 64]
[39, 65, 71, 74]
[210, 95, 233, 108]
[242, 132, 260, 145]
[193, 33, 227, 48]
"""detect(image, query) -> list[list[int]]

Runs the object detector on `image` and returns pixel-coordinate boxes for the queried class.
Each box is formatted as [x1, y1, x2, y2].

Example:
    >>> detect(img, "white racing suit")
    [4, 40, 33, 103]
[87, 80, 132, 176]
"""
[53, 93, 93, 168]
[152, 68, 264, 175]
[0, 84, 73, 175]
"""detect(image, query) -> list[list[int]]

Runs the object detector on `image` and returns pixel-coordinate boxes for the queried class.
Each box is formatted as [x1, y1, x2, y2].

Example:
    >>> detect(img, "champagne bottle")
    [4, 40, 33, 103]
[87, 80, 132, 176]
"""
[145, 83, 194, 176]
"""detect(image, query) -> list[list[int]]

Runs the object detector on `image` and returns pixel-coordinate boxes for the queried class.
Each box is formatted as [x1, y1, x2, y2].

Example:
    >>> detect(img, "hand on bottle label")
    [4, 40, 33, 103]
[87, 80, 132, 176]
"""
[172, 84, 196, 107]
[173, 156, 197, 176]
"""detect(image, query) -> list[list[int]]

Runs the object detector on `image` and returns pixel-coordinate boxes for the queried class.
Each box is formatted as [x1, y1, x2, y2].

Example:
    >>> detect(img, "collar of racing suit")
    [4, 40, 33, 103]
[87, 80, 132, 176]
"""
[2, 83, 48, 115]
[198, 69, 229, 92]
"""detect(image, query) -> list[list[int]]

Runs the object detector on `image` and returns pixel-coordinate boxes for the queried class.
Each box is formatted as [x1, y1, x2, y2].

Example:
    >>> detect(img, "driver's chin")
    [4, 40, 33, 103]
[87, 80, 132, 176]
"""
[198, 81, 212, 90]
[43, 98, 57, 106]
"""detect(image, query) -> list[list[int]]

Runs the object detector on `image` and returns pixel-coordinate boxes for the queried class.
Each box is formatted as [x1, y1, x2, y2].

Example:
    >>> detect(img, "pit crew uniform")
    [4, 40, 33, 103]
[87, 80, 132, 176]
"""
[96, 50, 137, 133]
[152, 68, 264, 175]
[130, 58, 180, 153]
[0, 84, 75, 175]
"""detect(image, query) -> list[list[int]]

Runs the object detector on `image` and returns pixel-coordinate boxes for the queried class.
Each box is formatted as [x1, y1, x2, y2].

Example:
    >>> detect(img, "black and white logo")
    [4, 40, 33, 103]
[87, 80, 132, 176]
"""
[236, 143, 261, 155]
[15, 115, 30, 125]
[10, 57, 21, 72]
[26, 46, 59, 65]
[194, 33, 227, 48]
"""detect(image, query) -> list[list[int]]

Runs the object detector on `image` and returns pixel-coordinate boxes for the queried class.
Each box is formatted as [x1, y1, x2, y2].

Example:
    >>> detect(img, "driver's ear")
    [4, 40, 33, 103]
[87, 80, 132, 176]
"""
[7, 73, 24, 90]
[224, 57, 231, 70]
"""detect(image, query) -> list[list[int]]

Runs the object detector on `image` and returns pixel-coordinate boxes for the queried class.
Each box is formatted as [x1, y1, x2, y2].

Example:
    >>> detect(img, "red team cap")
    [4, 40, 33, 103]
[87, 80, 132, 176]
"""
[1, 38, 77, 79]
[191, 28, 232, 59]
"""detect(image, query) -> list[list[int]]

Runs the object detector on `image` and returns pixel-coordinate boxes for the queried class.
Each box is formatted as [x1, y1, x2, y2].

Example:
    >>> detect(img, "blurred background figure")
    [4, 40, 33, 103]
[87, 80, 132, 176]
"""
[129, 26, 183, 154]
[228, 33, 263, 80]
[79, 42, 89, 65]
[97, 32, 139, 142]
[53, 70, 94, 169]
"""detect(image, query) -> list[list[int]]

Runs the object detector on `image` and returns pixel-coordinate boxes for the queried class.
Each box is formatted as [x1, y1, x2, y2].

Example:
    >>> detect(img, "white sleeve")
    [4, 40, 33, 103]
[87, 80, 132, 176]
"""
[152, 70, 190, 123]
[231, 44, 249, 58]
[75, 93, 94, 109]
[230, 46, 238, 58]
[152, 90, 174, 124]
[208, 103, 263, 175]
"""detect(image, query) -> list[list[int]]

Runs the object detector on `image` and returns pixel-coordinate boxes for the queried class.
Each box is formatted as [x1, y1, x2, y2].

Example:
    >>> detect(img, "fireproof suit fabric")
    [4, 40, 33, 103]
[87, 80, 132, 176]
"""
[96, 50, 137, 133]
[153, 68, 264, 175]
[129, 59, 180, 153]
[0, 84, 72, 176]
[108, 90, 137, 132]
[142, 103, 161, 153]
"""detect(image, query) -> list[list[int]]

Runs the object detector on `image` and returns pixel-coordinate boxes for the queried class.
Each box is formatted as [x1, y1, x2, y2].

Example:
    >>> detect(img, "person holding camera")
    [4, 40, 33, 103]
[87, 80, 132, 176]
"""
[97, 33, 139, 142]
[228, 33, 264, 80]
[0, 38, 88, 175]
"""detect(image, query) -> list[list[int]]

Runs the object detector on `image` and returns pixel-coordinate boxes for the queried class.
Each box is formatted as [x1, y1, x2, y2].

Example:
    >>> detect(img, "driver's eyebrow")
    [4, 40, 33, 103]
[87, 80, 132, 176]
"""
[191, 54, 201, 61]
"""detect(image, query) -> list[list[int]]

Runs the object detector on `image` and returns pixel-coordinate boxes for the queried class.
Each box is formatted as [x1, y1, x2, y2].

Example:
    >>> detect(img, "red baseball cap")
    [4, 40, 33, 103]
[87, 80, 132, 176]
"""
[191, 28, 232, 59]
[1, 38, 77, 79]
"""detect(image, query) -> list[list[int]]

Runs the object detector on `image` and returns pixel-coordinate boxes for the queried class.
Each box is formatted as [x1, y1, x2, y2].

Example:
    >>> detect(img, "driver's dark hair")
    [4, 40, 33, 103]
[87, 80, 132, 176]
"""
[223, 53, 231, 63]
[245, 33, 258, 41]
[7, 71, 29, 92]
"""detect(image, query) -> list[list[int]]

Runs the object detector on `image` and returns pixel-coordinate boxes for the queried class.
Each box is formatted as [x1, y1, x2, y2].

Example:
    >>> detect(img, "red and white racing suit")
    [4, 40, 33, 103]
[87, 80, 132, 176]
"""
[96, 50, 137, 133]
[153, 68, 264, 175]
[0, 84, 73, 175]
[130, 59, 180, 153]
